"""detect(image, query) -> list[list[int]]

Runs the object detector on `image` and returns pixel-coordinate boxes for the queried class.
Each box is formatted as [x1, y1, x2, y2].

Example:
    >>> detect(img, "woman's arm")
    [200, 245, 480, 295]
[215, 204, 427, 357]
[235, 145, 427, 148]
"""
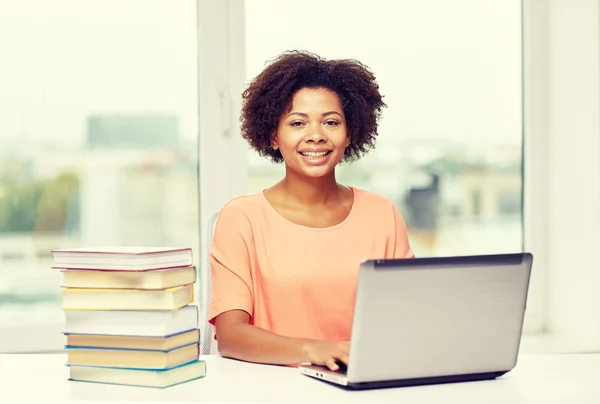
[209, 203, 349, 370]
[215, 310, 349, 371]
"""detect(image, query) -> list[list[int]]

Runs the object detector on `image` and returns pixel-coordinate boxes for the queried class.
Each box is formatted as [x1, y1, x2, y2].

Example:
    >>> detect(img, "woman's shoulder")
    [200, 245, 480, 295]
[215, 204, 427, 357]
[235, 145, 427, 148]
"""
[217, 192, 265, 219]
[351, 186, 399, 211]
[210, 193, 266, 241]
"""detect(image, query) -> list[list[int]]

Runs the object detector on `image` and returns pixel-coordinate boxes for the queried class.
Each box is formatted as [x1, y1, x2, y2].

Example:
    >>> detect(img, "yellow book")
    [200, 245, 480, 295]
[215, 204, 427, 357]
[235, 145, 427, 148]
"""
[62, 284, 194, 310]
[66, 329, 199, 351]
[66, 343, 199, 370]
[61, 266, 196, 290]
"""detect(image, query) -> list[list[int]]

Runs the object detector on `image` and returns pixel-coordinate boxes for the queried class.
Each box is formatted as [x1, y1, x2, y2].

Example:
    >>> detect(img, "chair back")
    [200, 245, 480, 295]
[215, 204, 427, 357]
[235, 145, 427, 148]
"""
[200, 211, 220, 355]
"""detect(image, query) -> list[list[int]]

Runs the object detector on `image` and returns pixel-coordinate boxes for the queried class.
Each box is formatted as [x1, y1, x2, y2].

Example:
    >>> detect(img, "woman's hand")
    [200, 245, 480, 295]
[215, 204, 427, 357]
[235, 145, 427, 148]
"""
[215, 311, 350, 368]
[302, 341, 350, 371]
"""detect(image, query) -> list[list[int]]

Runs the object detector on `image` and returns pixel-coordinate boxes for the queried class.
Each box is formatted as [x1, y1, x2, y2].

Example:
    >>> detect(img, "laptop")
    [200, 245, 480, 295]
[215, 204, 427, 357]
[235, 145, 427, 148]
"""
[299, 253, 533, 390]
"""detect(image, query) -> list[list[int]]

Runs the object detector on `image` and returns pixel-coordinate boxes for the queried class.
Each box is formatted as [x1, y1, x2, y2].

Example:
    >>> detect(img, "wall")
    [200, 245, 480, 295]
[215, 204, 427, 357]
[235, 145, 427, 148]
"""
[524, 0, 600, 352]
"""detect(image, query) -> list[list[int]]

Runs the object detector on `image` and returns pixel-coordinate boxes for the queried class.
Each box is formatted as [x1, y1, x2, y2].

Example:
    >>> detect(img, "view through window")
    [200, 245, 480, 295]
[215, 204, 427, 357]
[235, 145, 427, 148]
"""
[244, 0, 523, 258]
[0, 0, 525, 350]
[0, 0, 199, 350]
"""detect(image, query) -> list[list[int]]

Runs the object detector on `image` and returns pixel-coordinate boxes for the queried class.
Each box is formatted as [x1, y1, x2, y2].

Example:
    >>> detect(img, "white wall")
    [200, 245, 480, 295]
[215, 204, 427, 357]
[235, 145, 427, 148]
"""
[523, 0, 600, 352]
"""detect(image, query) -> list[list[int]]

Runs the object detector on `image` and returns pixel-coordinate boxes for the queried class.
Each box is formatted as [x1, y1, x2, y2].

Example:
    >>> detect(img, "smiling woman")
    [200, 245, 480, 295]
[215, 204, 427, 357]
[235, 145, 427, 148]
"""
[207, 51, 415, 371]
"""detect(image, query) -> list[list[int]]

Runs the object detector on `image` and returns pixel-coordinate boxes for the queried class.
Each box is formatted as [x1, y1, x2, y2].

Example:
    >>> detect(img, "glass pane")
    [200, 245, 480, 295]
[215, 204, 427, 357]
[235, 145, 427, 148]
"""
[0, 0, 198, 349]
[244, 0, 522, 257]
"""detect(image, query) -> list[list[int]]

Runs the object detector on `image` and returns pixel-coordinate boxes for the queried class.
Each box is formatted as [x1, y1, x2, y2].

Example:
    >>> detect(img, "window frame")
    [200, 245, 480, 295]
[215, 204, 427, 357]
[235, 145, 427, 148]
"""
[521, 0, 547, 334]
[196, 0, 248, 322]
[520, 0, 600, 353]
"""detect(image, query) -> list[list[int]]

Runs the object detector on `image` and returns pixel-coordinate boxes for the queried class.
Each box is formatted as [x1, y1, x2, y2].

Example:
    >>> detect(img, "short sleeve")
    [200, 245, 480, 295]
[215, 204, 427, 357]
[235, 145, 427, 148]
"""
[392, 204, 416, 259]
[207, 202, 255, 326]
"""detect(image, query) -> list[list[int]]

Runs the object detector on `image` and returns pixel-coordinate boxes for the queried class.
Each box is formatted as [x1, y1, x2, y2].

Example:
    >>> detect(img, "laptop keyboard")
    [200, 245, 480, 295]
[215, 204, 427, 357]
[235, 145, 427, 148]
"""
[335, 362, 348, 375]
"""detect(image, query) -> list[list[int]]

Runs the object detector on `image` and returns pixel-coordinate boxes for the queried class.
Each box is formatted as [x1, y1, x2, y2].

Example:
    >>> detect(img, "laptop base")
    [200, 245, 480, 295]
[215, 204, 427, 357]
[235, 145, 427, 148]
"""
[305, 369, 509, 391]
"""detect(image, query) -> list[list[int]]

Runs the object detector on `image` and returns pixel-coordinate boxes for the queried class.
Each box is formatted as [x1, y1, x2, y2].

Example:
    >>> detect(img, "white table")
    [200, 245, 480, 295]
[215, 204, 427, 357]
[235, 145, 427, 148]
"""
[0, 354, 598, 403]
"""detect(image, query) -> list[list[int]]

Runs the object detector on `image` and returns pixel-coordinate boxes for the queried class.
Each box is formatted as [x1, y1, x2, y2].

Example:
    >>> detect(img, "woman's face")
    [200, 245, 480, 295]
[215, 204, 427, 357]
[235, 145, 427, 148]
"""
[272, 87, 350, 179]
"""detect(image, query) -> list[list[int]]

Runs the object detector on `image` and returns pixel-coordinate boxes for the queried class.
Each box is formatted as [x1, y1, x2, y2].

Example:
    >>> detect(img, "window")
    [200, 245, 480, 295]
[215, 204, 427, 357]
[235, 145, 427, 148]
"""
[244, 0, 523, 259]
[0, 0, 199, 352]
[7, 0, 576, 353]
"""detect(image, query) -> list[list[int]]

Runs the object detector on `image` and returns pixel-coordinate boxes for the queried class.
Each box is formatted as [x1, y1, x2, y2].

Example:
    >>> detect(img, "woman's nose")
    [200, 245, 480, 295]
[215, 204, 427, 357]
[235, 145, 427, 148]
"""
[305, 123, 327, 142]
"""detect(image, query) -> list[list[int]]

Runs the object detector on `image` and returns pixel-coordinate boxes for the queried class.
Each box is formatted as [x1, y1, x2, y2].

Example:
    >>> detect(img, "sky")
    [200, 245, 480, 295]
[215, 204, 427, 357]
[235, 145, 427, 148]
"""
[0, 0, 522, 149]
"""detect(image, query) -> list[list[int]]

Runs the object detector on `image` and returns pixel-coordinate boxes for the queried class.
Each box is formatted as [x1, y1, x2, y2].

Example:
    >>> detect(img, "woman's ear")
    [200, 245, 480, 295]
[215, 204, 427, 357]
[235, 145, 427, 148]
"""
[345, 134, 351, 148]
[271, 132, 279, 150]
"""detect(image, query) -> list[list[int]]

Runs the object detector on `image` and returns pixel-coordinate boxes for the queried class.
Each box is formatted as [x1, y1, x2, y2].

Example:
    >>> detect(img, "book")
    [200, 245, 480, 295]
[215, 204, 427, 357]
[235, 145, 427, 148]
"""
[68, 359, 206, 388]
[54, 244, 205, 388]
[61, 284, 194, 310]
[66, 342, 199, 369]
[51, 246, 193, 271]
[65, 329, 199, 351]
[60, 266, 196, 290]
[63, 305, 198, 336]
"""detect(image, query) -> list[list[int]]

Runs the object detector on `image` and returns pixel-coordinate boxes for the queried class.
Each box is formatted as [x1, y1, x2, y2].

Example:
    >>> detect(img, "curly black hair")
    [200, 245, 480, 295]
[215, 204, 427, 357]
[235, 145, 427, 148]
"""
[241, 50, 387, 163]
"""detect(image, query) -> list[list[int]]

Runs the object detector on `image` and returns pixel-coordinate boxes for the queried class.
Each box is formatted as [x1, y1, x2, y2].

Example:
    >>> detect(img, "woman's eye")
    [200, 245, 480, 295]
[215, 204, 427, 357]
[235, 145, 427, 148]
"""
[324, 121, 338, 126]
[291, 121, 304, 127]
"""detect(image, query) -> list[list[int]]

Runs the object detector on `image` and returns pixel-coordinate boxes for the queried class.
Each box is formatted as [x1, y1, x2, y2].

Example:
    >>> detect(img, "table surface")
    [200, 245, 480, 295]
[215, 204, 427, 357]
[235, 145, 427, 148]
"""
[0, 353, 599, 403]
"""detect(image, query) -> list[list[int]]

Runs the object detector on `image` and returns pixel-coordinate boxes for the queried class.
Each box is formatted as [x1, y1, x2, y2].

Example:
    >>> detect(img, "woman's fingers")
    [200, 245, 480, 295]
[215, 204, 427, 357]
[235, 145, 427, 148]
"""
[325, 352, 349, 371]
[325, 357, 339, 371]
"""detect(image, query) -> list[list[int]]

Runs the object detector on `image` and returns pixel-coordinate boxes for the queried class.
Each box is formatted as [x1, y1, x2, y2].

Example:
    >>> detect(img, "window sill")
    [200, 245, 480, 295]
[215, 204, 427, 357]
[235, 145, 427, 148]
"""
[520, 332, 600, 354]
[0, 324, 64, 353]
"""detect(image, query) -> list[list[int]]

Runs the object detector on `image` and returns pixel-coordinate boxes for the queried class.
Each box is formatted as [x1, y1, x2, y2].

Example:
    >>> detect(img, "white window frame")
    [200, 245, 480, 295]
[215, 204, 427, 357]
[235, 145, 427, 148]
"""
[521, 0, 548, 335]
[520, 0, 600, 353]
[196, 0, 248, 321]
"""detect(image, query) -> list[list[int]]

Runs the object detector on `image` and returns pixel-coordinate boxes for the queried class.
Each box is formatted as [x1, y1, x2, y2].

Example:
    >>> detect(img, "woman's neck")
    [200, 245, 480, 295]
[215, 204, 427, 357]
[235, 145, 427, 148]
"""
[278, 167, 342, 207]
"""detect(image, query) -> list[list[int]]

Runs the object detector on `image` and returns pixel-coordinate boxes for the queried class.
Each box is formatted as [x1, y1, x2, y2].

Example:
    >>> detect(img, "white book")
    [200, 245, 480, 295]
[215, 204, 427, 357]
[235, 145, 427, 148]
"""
[51, 246, 193, 271]
[64, 305, 199, 337]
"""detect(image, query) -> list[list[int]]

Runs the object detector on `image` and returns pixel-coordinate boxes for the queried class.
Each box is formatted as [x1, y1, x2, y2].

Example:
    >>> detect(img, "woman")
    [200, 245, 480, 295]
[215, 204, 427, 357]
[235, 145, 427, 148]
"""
[208, 51, 414, 371]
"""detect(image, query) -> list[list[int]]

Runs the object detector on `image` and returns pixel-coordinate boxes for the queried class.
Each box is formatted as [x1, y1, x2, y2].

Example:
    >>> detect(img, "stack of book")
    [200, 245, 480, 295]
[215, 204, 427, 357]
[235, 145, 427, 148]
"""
[51, 246, 206, 388]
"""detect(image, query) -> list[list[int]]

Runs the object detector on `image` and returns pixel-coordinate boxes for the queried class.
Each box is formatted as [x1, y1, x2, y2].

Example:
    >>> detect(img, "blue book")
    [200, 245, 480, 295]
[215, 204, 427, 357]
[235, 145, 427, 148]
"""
[67, 359, 207, 388]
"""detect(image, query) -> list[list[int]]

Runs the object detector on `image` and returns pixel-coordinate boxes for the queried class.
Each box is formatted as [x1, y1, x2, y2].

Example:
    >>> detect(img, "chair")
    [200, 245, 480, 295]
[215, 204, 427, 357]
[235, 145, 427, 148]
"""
[200, 211, 220, 355]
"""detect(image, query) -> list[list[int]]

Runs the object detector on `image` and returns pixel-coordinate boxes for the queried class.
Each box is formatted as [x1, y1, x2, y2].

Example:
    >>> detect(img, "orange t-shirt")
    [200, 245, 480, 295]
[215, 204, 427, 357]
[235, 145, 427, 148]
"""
[208, 186, 414, 342]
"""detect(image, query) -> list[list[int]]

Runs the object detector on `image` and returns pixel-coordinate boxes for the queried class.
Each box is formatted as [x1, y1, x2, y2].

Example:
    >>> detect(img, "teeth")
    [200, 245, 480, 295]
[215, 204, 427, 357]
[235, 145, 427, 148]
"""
[302, 151, 328, 157]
